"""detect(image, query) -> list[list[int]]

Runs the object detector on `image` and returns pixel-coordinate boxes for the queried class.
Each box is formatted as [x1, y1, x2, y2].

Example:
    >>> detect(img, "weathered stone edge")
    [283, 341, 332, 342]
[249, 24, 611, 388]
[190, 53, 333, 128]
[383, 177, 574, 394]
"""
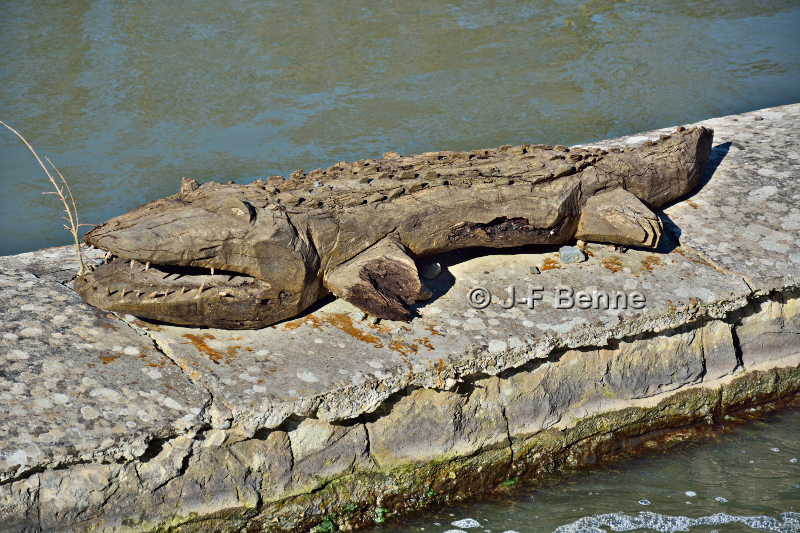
[1, 284, 798, 532]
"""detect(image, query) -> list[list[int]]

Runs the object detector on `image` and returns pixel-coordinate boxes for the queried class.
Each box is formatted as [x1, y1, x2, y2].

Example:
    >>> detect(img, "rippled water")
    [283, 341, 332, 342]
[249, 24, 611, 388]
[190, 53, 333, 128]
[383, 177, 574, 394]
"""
[379, 405, 800, 533]
[2, 0, 800, 255]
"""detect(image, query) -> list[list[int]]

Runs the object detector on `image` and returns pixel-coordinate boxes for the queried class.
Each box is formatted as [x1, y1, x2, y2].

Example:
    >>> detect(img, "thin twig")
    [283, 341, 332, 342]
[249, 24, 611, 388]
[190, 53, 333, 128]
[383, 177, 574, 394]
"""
[0, 120, 89, 275]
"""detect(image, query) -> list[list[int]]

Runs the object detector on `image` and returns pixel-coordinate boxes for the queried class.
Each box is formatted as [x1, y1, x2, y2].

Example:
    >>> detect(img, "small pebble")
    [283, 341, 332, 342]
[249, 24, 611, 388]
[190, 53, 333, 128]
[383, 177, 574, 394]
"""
[559, 246, 585, 264]
[313, 180, 322, 187]
[685, 491, 696, 497]
[420, 262, 441, 280]
[771, 447, 780, 452]
[529, 266, 540, 275]
[790, 458, 797, 463]
[715, 496, 728, 503]
[638, 500, 650, 506]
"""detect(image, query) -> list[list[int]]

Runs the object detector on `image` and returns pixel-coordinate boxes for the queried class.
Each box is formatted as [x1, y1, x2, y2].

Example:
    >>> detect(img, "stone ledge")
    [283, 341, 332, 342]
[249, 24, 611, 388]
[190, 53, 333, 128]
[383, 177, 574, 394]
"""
[0, 103, 798, 532]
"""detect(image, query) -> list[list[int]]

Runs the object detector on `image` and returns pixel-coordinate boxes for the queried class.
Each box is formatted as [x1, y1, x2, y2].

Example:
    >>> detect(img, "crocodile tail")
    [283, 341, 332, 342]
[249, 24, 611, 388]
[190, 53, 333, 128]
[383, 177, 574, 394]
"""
[595, 125, 714, 208]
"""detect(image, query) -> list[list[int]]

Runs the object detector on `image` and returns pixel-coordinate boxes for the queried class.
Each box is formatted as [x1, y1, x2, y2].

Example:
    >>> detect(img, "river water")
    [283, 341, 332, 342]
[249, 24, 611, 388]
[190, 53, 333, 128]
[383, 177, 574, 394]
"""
[380, 405, 800, 533]
[2, 0, 800, 256]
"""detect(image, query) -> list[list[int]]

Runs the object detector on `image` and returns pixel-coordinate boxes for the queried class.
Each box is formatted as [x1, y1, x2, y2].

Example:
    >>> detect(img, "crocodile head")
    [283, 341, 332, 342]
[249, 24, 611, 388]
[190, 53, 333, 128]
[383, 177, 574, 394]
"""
[74, 181, 322, 329]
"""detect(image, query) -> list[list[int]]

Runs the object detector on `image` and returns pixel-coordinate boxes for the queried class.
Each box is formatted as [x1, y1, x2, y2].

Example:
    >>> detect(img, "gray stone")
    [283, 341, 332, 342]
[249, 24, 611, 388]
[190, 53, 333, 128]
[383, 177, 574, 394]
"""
[559, 246, 585, 264]
[736, 289, 800, 367]
[288, 419, 370, 490]
[228, 429, 293, 501]
[0, 269, 210, 485]
[419, 262, 442, 280]
[367, 380, 507, 469]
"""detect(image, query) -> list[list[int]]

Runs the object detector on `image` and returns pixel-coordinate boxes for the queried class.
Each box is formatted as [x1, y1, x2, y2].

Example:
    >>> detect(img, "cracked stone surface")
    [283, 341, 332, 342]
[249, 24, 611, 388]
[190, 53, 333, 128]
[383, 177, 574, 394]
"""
[0, 103, 798, 532]
[0, 264, 211, 485]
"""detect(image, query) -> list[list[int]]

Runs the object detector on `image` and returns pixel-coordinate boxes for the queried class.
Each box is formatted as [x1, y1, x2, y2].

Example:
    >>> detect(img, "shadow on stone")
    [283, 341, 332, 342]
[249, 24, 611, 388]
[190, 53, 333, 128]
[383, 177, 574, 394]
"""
[411, 244, 562, 317]
[699, 141, 732, 188]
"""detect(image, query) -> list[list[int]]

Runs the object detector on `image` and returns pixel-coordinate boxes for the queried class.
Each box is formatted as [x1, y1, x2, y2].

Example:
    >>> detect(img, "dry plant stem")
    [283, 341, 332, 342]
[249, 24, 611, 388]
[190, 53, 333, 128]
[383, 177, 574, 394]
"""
[0, 120, 89, 275]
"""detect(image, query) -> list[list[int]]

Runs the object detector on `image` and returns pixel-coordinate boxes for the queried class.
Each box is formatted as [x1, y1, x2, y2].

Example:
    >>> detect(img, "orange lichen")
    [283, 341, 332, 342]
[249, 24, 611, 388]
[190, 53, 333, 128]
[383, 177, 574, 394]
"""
[641, 256, 664, 272]
[541, 257, 560, 271]
[415, 337, 435, 351]
[602, 257, 623, 273]
[181, 333, 241, 365]
[687, 201, 698, 209]
[389, 339, 417, 385]
[283, 313, 384, 348]
[390, 339, 419, 358]
[423, 324, 442, 337]
[100, 354, 119, 365]
[281, 318, 306, 330]
[435, 358, 446, 387]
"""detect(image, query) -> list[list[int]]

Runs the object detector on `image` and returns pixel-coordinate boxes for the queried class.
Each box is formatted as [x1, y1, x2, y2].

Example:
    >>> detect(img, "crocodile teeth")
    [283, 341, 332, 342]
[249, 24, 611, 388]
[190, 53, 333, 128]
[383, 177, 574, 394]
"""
[193, 283, 204, 299]
[120, 289, 126, 298]
[147, 292, 158, 299]
[210, 267, 215, 276]
[130, 260, 135, 269]
[180, 287, 186, 295]
[105, 287, 111, 297]
[136, 291, 142, 298]
[145, 262, 150, 271]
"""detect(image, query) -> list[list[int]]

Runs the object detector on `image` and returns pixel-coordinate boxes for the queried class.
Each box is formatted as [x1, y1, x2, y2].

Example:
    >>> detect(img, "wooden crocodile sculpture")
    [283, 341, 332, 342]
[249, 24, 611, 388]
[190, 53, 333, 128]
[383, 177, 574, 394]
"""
[75, 126, 713, 329]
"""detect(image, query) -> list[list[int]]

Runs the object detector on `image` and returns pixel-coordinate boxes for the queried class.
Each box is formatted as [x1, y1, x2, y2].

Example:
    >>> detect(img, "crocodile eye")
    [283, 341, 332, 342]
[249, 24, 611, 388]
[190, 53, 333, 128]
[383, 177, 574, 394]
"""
[223, 196, 255, 223]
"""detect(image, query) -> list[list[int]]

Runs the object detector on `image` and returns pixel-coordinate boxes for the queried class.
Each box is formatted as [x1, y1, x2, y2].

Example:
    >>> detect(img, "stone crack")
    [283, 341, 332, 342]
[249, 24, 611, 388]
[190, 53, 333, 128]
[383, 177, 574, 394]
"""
[679, 242, 756, 292]
[110, 313, 218, 423]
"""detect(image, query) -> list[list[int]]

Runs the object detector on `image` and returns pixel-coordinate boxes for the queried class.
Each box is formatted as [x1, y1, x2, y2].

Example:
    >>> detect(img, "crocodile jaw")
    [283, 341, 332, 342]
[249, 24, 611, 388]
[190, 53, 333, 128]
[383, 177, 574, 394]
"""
[75, 195, 322, 328]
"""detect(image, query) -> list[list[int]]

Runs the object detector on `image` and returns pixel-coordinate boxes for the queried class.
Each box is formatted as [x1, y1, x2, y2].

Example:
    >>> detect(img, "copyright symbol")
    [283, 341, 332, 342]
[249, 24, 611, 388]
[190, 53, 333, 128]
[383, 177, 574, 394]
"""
[467, 287, 491, 309]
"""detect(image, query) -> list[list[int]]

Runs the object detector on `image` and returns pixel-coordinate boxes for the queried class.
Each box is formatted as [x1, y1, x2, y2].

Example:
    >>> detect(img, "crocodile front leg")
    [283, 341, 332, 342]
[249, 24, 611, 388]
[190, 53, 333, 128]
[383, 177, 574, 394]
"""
[325, 237, 421, 321]
[575, 188, 663, 248]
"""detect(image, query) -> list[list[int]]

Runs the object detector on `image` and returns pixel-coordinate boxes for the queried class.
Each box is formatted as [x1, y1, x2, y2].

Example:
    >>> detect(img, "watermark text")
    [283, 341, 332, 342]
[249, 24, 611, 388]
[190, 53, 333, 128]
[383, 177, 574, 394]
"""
[467, 286, 645, 310]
